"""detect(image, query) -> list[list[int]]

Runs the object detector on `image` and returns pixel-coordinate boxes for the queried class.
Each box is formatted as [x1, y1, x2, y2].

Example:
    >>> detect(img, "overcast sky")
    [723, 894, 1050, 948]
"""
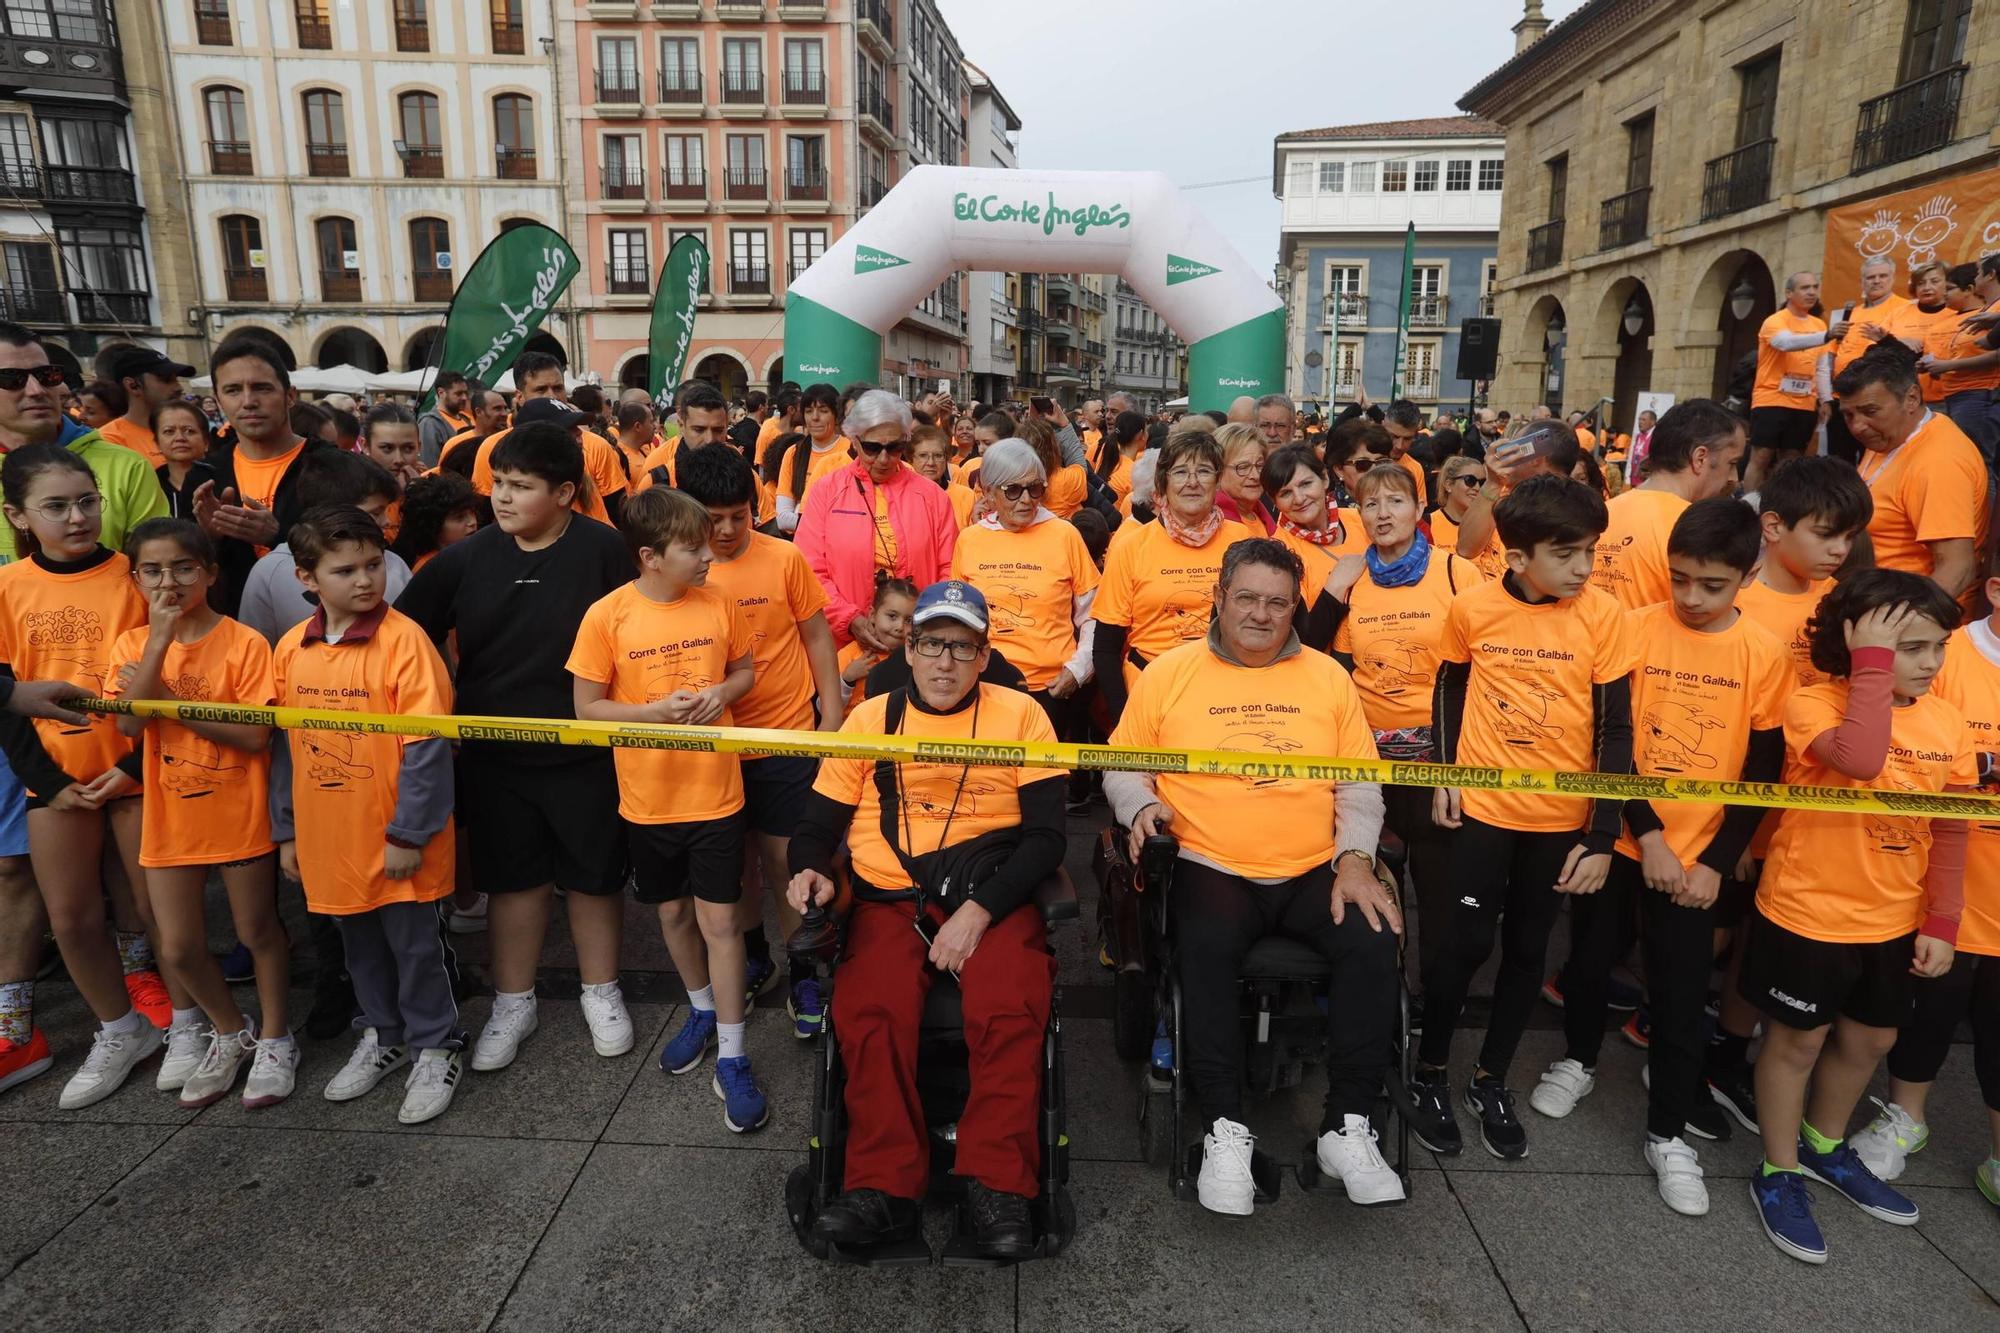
[934, 0, 1590, 281]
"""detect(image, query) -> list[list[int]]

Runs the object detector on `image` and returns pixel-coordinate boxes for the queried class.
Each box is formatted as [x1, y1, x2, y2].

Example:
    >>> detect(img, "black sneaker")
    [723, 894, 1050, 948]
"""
[1409, 1067, 1462, 1155]
[1465, 1077, 1528, 1160]
[1707, 1062, 1760, 1134]
[965, 1180, 1034, 1260]
[811, 1188, 922, 1248]
[1682, 1098, 1732, 1143]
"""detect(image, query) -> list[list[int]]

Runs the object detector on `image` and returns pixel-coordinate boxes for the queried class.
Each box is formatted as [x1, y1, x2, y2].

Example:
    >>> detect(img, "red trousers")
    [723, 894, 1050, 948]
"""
[832, 898, 1055, 1199]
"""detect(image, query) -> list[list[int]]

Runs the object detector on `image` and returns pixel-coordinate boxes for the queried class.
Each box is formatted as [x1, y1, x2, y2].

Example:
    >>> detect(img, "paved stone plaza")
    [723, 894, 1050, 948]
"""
[4, 821, 1997, 1332]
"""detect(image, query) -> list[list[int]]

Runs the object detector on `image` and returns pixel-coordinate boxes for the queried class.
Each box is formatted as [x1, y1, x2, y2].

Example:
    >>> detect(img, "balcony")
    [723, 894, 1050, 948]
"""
[394, 17, 428, 52]
[730, 263, 771, 296]
[1525, 218, 1564, 272]
[1700, 137, 1774, 222]
[400, 146, 443, 179]
[716, 0, 762, 17]
[491, 20, 523, 54]
[658, 72, 702, 106]
[720, 71, 765, 107]
[777, 0, 827, 16]
[1479, 293, 1495, 317]
[1324, 292, 1367, 327]
[296, 17, 331, 48]
[605, 260, 650, 296]
[860, 174, 886, 209]
[1852, 65, 1965, 175]
[208, 141, 252, 175]
[1332, 376, 1358, 399]
[724, 166, 767, 201]
[788, 259, 817, 283]
[195, 6, 231, 44]
[989, 339, 1014, 361]
[224, 267, 267, 302]
[413, 268, 451, 302]
[860, 92, 894, 140]
[856, 0, 893, 50]
[1045, 273, 1075, 302]
[602, 164, 646, 201]
[1085, 338, 1106, 358]
[0, 288, 63, 322]
[782, 70, 827, 108]
[74, 292, 149, 324]
[306, 144, 349, 178]
[785, 166, 827, 203]
[596, 73, 643, 107]
[497, 147, 537, 180]
[320, 269, 360, 301]
[1404, 369, 1439, 400]
[0, 163, 39, 198]
[43, 166, 138, 205]
[1598, 185, 1651, 251]
[663, 166, 707, 204]
[1410, 294, 1449, 327]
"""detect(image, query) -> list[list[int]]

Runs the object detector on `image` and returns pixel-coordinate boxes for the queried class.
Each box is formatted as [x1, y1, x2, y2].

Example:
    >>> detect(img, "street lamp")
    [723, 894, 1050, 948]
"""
[1544, 310, 1565, 349]
[1621, 294, 1646, 337]
[1728, 276, 1757, 321]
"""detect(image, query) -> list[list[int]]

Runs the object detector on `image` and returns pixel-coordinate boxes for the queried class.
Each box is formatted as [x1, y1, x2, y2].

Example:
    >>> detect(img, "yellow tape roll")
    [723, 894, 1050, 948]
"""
[79, 696, 2000, 822]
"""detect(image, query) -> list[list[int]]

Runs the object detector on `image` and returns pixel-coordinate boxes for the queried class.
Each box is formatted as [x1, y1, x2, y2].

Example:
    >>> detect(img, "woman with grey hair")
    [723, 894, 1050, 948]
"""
[796, 388, 958, 647]
[950, 438, 1100, 717]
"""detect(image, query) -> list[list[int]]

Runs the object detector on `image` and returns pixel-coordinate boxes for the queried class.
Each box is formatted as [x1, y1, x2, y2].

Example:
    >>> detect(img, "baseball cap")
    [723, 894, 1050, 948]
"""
[910, 580, 988, 634]
[108, 346, 196, 382]
[513, 397, 589, 428]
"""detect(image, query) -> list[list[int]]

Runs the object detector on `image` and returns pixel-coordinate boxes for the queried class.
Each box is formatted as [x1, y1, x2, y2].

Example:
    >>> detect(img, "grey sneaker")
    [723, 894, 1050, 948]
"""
[242, 1036, 298, 1109]
[399, 1048, 463, 1125]
[177, 1028, 252, 1108]
[60, 1022, 164, 1110]
[324, 1028, 409, 1102]
[156, 1019, 209, 1092]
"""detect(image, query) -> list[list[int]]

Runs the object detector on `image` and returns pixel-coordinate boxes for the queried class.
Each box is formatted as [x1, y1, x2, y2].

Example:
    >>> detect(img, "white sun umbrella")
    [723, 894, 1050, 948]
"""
[362, 367, 437, 395]
[292, 363, 376, 395]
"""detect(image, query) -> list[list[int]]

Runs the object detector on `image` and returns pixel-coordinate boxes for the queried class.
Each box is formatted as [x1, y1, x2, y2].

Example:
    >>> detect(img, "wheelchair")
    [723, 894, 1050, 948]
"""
[784, 871, 1080, 1267]
[1096, 827, 1415, 1203]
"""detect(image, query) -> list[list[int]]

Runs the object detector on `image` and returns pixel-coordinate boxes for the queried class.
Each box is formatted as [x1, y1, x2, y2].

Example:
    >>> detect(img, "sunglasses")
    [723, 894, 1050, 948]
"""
[856, 439, 905, 456]
[999, 481, 1047, 501]
[0, 365, 67, 392]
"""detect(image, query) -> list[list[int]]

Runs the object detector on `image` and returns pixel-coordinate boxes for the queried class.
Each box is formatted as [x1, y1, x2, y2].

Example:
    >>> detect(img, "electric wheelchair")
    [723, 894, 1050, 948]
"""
[784, 870, 1081, 1266]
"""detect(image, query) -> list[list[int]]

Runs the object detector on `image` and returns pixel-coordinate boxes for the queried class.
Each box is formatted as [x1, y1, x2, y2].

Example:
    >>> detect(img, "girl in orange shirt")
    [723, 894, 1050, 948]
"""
[0, 444, 174, 1110]
[1095, 409, 1146, 516]
[837, 574, 917, 706]
[109, 518, 293, 1108]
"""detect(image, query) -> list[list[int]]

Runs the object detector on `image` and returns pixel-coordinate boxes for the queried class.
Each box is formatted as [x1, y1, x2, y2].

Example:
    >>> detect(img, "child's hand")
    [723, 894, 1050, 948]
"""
[278, 840, 299, 882]
[146, 586, 183, 639]
[683, 686, 727, 726]
[113, 662, 139, 693]
[45, 782, 93, 813]
[841, 657, 869, 684]
[1555, 846, 1610, 895]
[1845, 604, 1916, 654]
[1636, 831, 1684, 896]
[78, 767, 137, 807]
[1431, 787, 1463, 829]
[383, 843, 422, 880]
[1912, 933, 1954, 978]
[1676, 863, 1722, 910]
[652, 690, 697, 724]
[1733, 849, 1759, 883]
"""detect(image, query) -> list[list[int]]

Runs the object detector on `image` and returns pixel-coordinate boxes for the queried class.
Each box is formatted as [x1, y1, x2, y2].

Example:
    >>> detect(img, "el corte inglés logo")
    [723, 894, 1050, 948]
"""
[952, 191, 1131, 237]
[1166, 254, 1220, 285]
[854, 245, 910, 273]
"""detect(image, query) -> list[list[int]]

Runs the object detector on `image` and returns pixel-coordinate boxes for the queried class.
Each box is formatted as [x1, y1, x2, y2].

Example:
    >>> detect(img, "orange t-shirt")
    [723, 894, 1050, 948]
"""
[1333, 548, 1484, 730]
[1093, 516, 1253, 681]
[1833, 293, 1912, 378]
[1933, 299, 2000, 394]
[470, 427, 623, 526]
[776, 438, 853, 503]
[1395, 453, 1429, 508]
[755, 414, 786, 456]
[1887, 301, 1958, 401]
[950, 517, 1102, 690]
[1753, 308, 1827, 409]
[1758, 681, 1977, 944]
[565, 581, 752, 824]
[1575, 426, 1597, 455]
[1857, 411, 1989, 581]
[813, 683, 1063, 892]
[1109, 639, 1379, 879]
[702, 532, 828, 732]
[107, 616, 276, 868]
[437, 426, 483, 474]
[944, 481, 979, 529]
[1433, 508, 1510, 581]
[634, 437, 683, 492]
[1590, 487, 1688, 610]
[271, 607, 456, 914]
[1613, 604, 1790, 869]
[835, 639, 880, 709]
[1738, 576, 1832, 689]
[1046, 464, 1089, 520]
[1102, 454, 1135, 513]
[0, 552, 145, 794]
[1437, 578, 1640, 832]
[99, 417, 165, 469]
[1930, 625, 2000, 957]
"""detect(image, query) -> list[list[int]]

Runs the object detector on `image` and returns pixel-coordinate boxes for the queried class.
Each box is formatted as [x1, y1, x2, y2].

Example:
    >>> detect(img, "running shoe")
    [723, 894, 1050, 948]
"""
[1753, 1170, 1826, 1264]
[156, 1018, 210, 1092]
[0, 1028, 53, 1094]
[177, 1028, 252, 1107]
[1978, 1159, 2000, 1208]
[323, 1028, 409, 1102]
[1197, 1117, 1256, 1215]
[1409, 1067, 1462, 1155]
[1465, 1077, 1527, 1160]
[220, 943, 255, 984]
[1620, 1008, 1651, 1050]
[787, 978, 824, 1041]
[1528, 1058, 1595, 1119]
[1849, 1098, 1927, 1182]
[713, 1054, 769, 1132]
[1646, 1137, 1709, 1216]
[1539, 972, 1566, 1008]
[1706, 1062, 1759, 1134]
[1798, 1138, 1919, 1225]
[1316, 1114, 1406, 1206]
[242, 1037, 298, 1109]
[579, 982, 634, 1058]
[470, 994, 538, 1072]
[447, 893, 489, 935]
[59, 1022, 163, 1110]
[399, 1048, 462, 1124]
[743, 953, 778, 1003]
[660, 1007, 717, 1075]
[124, 970, 172, 1029]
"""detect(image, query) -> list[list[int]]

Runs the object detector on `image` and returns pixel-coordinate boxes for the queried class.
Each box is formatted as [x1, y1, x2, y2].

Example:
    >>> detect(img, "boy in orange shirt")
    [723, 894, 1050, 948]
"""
[568, 487, 767, 1132]
[1738, 458, 1873, 689]
[270, 506, 461, 1126]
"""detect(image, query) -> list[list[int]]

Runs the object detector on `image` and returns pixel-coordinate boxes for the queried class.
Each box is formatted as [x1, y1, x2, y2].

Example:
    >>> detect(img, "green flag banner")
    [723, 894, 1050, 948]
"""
[1389, 222, 1415, 402]
[648, 234, 710, 411]
[420, 224, 579, 411]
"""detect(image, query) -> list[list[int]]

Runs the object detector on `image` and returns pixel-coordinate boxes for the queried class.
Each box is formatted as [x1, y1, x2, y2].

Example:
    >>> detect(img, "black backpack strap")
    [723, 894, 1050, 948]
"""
[871, 689, 926, 901]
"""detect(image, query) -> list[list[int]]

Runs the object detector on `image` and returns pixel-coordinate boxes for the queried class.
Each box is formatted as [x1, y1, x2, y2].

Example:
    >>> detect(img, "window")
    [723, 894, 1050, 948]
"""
[1, 241, 60, 322]
[1349, 161, 1376, 192]
[1413, 160, 1438, 192]
[785, 135, 826, 199]
[723, 38, 763, 102]
[664, 134, 705, 197]
[1736, 51, 1780, 147]
[669, 226, 709, 291]
[0, 113, 31, 191]
[39, 116, 132, 203]
[218, 214, 265, 301]
[393, 0, 427, 52]
[410, 217, 451, 300]
[1478, 158, 1504, 190]
[1545, 153, 1567, 219]
[489, 0, 523, 54]
[1899, 0, 1972, 82]
[1286, 161, 1312, 196]
[192, 1, 231, 44]
[1445, 159, 1472, 191]
[729, 229, 770, 294]
[59, 225, 150, 322]
[606, 229, 648, 294]
[789, 227, 826, 280]
[1625, 112, 1654, 191]
[660, 37, 699, 100]
[1382, 159, 1408, 192]
[602, 134, 641, 196]
[783, 38, 824, 103]
[725, 133, 765, 199]
[315, 216, 359, 300]
[302, 89, 347, 177]
[1403, 340, 1439, 396]
[1326, 265, 1364, 327]
[1318, 161, 1344, 193]
[494, 94, 534, 178]
[1411, 265, 1445, 324]
[596, 36, 639, 101]
[295, 0, 330, 47]
[204, 88, 251, 174]
[397, 91, 442, 177]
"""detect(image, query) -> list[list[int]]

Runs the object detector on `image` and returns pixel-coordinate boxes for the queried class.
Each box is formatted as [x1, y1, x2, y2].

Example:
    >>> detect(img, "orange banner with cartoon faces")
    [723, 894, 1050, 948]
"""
[1823, 165, 2000, 309]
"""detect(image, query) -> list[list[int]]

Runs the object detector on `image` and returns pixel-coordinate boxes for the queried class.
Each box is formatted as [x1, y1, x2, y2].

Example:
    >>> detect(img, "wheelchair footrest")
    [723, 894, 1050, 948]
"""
[825, 1235, 937, 1267]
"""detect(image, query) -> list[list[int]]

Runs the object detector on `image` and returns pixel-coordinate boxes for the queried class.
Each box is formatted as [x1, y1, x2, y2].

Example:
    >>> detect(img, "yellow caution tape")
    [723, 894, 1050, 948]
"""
[78, 697, 2000, 822]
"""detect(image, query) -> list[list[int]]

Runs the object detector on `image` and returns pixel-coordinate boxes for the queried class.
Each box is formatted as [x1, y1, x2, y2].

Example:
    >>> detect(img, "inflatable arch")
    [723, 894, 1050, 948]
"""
[783, 166, 1282, 412]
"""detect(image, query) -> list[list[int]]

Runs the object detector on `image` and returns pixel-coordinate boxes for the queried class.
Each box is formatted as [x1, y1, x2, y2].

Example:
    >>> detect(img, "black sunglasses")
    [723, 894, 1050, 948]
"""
[856, 439, 906, 456]
[0, 365, 67, 392]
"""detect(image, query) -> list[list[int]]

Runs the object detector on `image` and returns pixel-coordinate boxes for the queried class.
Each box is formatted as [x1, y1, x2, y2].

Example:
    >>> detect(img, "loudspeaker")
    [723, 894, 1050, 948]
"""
[1456, 317, 1500, 381]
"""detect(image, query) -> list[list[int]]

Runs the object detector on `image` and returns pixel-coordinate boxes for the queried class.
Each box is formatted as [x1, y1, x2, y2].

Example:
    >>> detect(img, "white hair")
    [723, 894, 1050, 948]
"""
[1129, 451, 1158, 508]
[842, 389, 912, 440]
[977, 437, 1045, 491]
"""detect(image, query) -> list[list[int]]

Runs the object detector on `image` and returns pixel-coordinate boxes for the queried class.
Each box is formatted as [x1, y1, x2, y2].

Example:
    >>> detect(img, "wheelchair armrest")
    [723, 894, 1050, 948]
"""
[1035, 868, 1080, 926]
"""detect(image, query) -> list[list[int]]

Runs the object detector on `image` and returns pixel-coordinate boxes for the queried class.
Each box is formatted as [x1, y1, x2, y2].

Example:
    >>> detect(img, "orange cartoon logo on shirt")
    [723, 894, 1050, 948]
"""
[906, 780, 999, 821]
[1167, 603, 1209, 642]
[644, 660, 713, 696]
[25, 606, 109, 710]
[1483, 676, 1565, 746]
[1640, 701, 1726, 773]
[160, 746, 246, 798]
[1218, 729, 1302, 788]
[1358, 639, 1434, 696]
[302, 732, 374, 789]
[985, 585, 1036, 632]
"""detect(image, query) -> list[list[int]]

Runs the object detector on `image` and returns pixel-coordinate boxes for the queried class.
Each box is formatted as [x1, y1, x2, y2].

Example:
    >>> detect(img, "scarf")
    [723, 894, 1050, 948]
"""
[1280, 512, 1345, 548]
[1158, 504, 1223, 549]
[1365, 531, 1432, 588]
[1215, 489, 1275, 534]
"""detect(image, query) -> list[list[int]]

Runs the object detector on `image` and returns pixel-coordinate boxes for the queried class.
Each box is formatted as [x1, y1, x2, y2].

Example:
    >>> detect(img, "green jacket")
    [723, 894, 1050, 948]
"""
[0, 419, 169, 562]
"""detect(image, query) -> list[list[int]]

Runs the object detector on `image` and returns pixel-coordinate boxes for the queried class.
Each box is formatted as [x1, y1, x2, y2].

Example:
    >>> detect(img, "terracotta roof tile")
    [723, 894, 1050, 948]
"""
[1277, 115, 1504, 142]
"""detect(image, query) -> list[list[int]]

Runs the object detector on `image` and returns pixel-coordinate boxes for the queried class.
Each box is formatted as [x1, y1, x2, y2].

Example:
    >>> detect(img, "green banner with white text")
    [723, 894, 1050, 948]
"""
[421, 224, 579, 412]
[648, 234, 709, 411]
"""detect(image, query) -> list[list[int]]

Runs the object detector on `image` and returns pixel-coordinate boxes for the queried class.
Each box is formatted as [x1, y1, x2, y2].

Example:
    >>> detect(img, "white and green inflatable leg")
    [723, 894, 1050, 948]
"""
[1186, 309, 1286, 414]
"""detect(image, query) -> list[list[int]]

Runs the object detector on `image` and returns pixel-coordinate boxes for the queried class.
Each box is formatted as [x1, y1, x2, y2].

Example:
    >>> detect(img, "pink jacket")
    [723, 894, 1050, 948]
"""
[796, 459, 959, 643]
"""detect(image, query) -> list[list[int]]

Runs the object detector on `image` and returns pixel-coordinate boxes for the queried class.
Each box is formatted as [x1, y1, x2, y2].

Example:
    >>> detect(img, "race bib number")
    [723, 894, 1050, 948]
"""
[1778, 374, 1813, 397]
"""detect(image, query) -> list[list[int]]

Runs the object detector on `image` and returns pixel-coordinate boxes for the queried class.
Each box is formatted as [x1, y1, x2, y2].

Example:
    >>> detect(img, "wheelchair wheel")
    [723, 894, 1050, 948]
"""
[1112, 967, 1153, 1062]
[1138, 1077, 1176, 1166]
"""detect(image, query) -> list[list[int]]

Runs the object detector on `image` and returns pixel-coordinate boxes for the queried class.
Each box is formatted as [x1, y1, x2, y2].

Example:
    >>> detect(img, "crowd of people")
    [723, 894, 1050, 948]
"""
[0, 263, 1995, 1266]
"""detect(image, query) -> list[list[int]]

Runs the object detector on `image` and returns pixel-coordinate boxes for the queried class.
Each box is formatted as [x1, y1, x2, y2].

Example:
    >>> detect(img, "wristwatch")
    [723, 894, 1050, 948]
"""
[1334, 848, 1375, 871]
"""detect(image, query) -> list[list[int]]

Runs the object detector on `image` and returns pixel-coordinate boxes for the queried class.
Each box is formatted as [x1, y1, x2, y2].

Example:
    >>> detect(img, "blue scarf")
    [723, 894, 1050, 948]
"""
[1365, 531, 1431, 588]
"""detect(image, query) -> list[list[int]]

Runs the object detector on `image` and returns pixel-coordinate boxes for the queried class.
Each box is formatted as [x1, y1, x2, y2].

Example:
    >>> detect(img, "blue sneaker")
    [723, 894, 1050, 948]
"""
[1753, 1170, 1827, 1264]
[713, 1054, 769, 1132]
[1149, 1017, 1172, 1075]
[744, 954, 777, 1003]
[787, 978, 824, 1040]
[660, 1007, 717, 1075]
[220, 943, 255, 984]
[1798, 1137, 1920, 1225]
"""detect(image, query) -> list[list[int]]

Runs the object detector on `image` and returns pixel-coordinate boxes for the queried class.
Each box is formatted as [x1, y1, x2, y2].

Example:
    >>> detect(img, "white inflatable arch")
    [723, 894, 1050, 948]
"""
[783, 166, 1282, 410]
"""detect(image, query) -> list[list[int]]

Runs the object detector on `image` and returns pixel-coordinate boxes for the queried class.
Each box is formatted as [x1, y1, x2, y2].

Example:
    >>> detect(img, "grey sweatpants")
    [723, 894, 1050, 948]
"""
[335, 899, 460, 1051]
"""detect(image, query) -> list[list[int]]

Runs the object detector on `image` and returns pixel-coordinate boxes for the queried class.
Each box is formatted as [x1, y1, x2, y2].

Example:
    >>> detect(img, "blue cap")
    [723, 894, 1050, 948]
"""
[911, 580, 988, 633]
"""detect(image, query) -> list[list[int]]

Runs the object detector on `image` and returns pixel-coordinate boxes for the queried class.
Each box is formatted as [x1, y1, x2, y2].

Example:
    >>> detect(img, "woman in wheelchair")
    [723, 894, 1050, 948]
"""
[1105, 537, 1407, 1215]
[786, 580, 1069, 1260]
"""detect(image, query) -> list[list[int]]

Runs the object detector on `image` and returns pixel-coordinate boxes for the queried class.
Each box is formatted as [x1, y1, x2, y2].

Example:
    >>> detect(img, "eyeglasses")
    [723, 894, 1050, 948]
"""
[1349, 457, 1386, 471]
[999, 481, 1047, 501]
[1167, 466, 1218, 484]
[27, 494, 101, 522]
[1226, 591, 1297, 616]
[1453, 473, 1487, 488]
[0, 365, 67, 392]
[1227, 462, 1261, 478]
[134, 562, 205, 587]
[857, 439, 906, 456]
[911, 635, 981, 661]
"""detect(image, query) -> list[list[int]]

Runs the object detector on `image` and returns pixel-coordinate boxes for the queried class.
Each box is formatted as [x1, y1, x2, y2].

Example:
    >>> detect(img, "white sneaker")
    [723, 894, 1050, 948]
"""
[242, 1037, 298, 1109]
[156, 1019, 209, 1092]
[471, 994, 537, 1072]
[579, 981, 634, 1057]
[324, 1028, 409, 1102]
[177, 1028, 252, 1108]
[448, 893, 489, 935]
[1316, 1113, 1407, 1206]
[60, 1022, 163, 1110]
[1529, 1058, 1596, 1119]
[1645, 1136, 1710, 1216]
[399, 1048, 462, 1124]
[1197, 1117, 1257, 1216]
[1851, 1097, 1928, 1181]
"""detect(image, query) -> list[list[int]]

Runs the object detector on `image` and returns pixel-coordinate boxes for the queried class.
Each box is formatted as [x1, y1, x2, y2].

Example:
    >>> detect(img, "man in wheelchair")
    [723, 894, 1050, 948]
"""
[787, 580, 1069, 1260]
[1105, 537, 1406, 1215]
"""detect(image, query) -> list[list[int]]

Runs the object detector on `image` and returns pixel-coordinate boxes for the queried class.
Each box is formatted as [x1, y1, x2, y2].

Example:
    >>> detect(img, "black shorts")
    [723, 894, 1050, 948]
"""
[740, 754, 819, 838]
[461, 755, 628, 896]
[1748, 406, 1817, 455]
[629, 813, 744, 905]
[1715, 873, 1754, 929]
[1736, 908, 1916, 1030]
